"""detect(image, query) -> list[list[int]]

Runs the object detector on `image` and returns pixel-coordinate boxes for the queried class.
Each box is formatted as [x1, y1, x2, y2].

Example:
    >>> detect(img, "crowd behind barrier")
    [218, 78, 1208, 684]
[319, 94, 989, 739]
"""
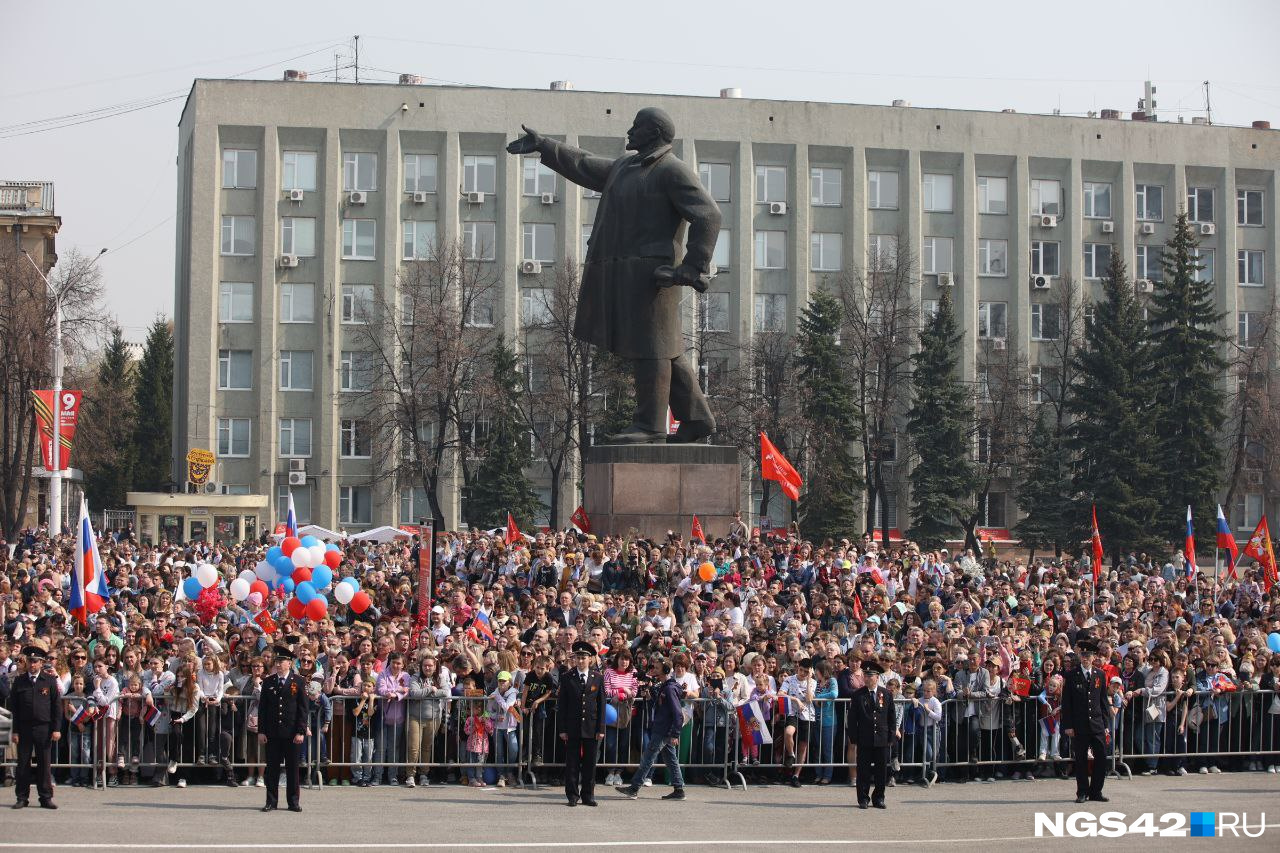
[3, 522, 1280, 796]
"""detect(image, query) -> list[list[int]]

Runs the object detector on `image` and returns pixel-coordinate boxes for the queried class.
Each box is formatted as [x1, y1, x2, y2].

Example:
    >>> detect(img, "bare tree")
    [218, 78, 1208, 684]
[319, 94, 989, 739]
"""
[1037, 275, 1088, 432]
[964, 339, 1031, 554]
[1222, 304, 1279, 516]
[0, 247, 104, 539]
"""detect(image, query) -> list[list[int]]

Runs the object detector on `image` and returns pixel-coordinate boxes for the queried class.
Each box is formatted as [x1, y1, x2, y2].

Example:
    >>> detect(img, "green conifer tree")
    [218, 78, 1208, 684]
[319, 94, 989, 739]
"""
[132, 318, 174, 490]
[85, 326, 137, 508]
[1013, 411, 1076, 558]
[466, 336, 542, 529]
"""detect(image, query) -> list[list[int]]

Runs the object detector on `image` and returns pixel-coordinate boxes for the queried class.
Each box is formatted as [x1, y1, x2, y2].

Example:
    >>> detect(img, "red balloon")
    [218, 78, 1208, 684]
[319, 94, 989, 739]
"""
[286, 597, 306, 619]
[349, 590, 372, 614]
[323, 550, 342, 569]
[282, 536, 302, 555]
[291, 566, 312, 584]
[249, 580, 269, 600]
[304, 598, 328, 621]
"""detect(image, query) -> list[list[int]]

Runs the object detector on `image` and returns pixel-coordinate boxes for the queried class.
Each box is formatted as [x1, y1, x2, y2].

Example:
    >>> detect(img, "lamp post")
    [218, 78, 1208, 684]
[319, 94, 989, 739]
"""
[22, 247, 106, 536]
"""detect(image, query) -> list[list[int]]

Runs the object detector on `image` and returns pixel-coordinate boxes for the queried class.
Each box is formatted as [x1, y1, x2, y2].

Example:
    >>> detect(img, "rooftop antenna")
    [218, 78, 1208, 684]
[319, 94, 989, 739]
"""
[1203, 80, 1212, 125]
[334, 52, 341, 82]
[354, 35, 360, 83]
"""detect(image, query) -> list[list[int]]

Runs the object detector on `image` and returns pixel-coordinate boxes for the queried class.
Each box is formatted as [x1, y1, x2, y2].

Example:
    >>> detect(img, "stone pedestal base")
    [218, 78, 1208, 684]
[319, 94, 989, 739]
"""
[583, 444, 740, 540]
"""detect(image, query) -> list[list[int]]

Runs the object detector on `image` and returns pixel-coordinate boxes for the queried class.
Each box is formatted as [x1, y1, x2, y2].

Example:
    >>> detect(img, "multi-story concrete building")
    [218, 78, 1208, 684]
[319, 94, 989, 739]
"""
[173, 77, 1278, 537]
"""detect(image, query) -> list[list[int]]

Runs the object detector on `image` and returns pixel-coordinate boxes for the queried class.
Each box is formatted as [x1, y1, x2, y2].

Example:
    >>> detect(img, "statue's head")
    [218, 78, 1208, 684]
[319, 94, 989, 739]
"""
[626, 107, 675, 152]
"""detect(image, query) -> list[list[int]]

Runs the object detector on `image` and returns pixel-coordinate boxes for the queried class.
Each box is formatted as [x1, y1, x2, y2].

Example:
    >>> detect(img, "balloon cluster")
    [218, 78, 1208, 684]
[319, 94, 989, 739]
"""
[227, 535, 371, 622]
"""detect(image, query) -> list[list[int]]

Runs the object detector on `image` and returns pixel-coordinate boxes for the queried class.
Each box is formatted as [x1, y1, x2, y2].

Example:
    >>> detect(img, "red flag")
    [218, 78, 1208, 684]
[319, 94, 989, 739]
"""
[570, 505, 591, 534]
[691, 515, 706, 544]
[506, 512, 522, 547]
[1243, 515, 1278, 592]
[667, 408, 680, 435]
[253, 609, 277, 635]
[850, 591, 864, 623]
[1091, 504, 1104, 588]
[760, 432, 802, 501]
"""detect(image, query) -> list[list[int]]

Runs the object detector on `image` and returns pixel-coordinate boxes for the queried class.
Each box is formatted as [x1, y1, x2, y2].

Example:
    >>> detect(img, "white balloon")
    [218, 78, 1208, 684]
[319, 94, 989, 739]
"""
[229, 578, 251, 602]
[333, 581, 355, 605]
[196, 563, 219, 588]
[308, 544, 326, 566]
[290, 549, 310, 569]
[255, 560, 276, 581]
[238, 569, 256, 584]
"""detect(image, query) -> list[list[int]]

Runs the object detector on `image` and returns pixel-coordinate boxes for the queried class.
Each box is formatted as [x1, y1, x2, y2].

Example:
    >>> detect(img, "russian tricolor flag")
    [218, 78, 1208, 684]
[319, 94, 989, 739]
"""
[469, 610, 495, 643]
[1184, 506, 1198, 579]
[70, 497, 108, 626]
[286, 491, 298, 537]
[776, 695, 796, 717]
[736, 700, 773, 745]
[142, 704, 162, 728]
[1216, 505, 1239, 579]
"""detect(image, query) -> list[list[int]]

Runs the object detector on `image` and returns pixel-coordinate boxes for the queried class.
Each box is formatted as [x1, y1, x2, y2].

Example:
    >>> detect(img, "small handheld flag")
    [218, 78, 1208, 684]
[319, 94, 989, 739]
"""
[570, 505, 591, 534]
[142, 704, 162, 728]
[736, 700, 773, 745]
[506, 513, 522, 548]
[1243, 515, 1277, 592]
[1216, 505, 1239, 579]
[468, 610, 495, 644]
[1090, 505, 1104, 587]
[691, 515, 706, 544]
[1185, 506, 1198, 579]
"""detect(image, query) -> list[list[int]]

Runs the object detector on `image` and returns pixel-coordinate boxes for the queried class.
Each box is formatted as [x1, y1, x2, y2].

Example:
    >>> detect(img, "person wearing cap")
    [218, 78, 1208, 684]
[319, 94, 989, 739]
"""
[557, 640, 606, 806]
[8, 646, 61, 809]
[1061, 639, 1112, 803]
[257, 646, 308, 812]
[848, 660, 893, 809]
[489, 670, 521, 788]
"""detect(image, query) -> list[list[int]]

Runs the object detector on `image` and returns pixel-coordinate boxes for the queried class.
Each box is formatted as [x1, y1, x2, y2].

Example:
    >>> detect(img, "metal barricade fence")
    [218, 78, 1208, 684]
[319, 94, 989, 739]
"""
[931, 695, 1071, 781]
[0, 697, 100, 789]
[1113, 689, 1280, 776]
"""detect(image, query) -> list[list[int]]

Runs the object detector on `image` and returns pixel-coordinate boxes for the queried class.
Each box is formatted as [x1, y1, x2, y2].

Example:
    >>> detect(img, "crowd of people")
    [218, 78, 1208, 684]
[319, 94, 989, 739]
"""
[3, 517, 1279, 800]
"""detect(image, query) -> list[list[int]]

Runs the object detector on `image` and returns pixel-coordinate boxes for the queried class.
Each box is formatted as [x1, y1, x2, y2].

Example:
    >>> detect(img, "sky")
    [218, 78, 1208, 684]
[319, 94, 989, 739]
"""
[5, 0, 1279, 344]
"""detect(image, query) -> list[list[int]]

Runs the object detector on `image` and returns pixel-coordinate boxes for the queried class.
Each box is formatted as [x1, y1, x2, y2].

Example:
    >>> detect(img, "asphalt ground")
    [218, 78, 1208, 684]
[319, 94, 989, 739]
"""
[0, 772, 1275, 852]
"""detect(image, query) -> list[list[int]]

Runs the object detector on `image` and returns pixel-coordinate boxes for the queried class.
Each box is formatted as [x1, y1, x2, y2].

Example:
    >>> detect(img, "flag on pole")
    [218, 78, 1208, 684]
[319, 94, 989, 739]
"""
[1243, 515, 1277, 592]
[468, 610, 495, 644]
[506, 512, 522, 547]
[1215, 505, 1239, 579]
[1184, 506, 1198, 579]
[736, 700, 773, 745]
[691, 515, 706, 544]
[666, 408, 680, 435]
[70, 498, 107, 626]
[1090, 505, 1104, 588]
[570, 505, 591, 534]
[286, 491, 298, 538]
[760, 432, 802, 501]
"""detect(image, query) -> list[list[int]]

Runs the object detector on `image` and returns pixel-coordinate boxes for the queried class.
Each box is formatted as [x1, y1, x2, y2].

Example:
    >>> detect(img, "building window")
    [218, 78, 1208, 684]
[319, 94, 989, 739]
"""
[922, 173, 954, 212]
[278, 418, 312, 457]
[341, 284, 374, 323]
[522, 223, 556, 263]
[868, 234, 897, 267]
[698, 163, 732, 203]
[279, 350, 314, 391]
[1031, 366, 1060, 404]
[697, 291, 730, 333]
[216, 418, 250, 457]
[1031, 303, 1061, 341]
[522, 157, 556, 196]
[1191, 248, 1214, 283]
[402, 221, 437, 260]
[698, 356, 728, 394]
[1237, 189, 1264, 227]
[403, 153, 437, 194]
[1029, 179, 1061, 216]
[922, 236, 953, 274]
[400, 487, 429, 525]
[977, 176, 1007, 215]
[810, 167, 842, 206]
[1238, 250, 1264, 286]
[753, 231, 786, 269]
[1029, 241, 1060, 276]
[339, 486, 373, 525]
[977, 239, 1007, 276]
[277, 485, 312, 525]
[977, 302, 1007, 339]
[279, 282, 314, 323]
[1232, 493, 1264, 531]
[1082, 181, 1112, 219]
[221, 149, 257, 189]
[753, 293, 787, 332]
[340, 351, 372, 392]
[979, 492, 1007, 528]
[521, 288, 553, 325]
[868, 170, 899, 210]
[755, 166, 787, 204]
[342, 219, 376, 260]
[217, 349, 252, 390]
[921, 299, 939, 321]
[810, 232, 843, 271]
[525, 357, 550, 393]
[579, 225, 592, 262]
[1186, 186, 1214, 223]
[712, 230, 731, 270]
[462, 222, 496, 260]
[463, 155, 496, 195]
[1238, 311, 1262, 348]
[218, 282, 253, 323]
[220, 215, 255, 256]
[468, 293, 495, 328]
[873, 492, 898, 529]
[1082, 243, 1112, 279]
[340, 419, 372, 458]
[1136, 245, 1163, 282]
[1136, 184, 1163, 221]
[281, 151, 317, 192]
[342, 152, 378, 192]
[281, 217, 315, 257]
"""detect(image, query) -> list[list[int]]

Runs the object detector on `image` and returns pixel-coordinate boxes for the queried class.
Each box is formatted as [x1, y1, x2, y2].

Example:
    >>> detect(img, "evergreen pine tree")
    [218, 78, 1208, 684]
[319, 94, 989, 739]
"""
[1147, 212, 1227, 540]
[466, 336, 542, 529]
[905, 290, 977, 548]
[1013, 411, 1076, 558]
[1066, 253, 1163, 561]
[132, 318, 174, 490]
[84, 327, 137, 508]
[795, 291, 862, 540]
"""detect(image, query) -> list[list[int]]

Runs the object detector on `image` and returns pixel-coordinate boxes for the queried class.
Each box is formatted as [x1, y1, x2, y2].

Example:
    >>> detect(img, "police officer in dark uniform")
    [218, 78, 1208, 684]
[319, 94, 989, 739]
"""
[257, 645, 308, 812]
[848, 660, 894, 809]
[557, 640, 606, 806]
[1061, 638, 1112, 803]
[8, 646, 61, 809]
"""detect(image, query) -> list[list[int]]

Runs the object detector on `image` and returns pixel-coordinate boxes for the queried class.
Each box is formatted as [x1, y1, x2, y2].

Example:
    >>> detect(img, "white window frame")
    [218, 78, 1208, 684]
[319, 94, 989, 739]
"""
[579, 225, 592, 263]
[1232, 493, 1264, 532]
[1237, 189, 1264, 227]
[1186, 186, 1214, 224]
[979, 492, 1007, 528]
[462, 222, 496, 261]
[1029, 241, 1060, 276]
[810, 167, 842, 206]
[402, 220, 437, 260]
[522, 223, 556, 263]
[342, 219, 377, 261]
[1030, 302, 1061, 341]
[922, 173, 954, 213]
[281, 151, 316, 192]
[1082, 181, 1112, 219]
[754, 165, 787, 204]
[218, 281, 253, 323]
[1237, 250, 1264, 286]
[1031, 366, 1060, 404]
[753, 293, 787, 333]
[220, 215, 255, 256]
[711, 230, 731, 270]
[1135, 244, 1163, 282]
[1083, 243, 1112, 279]
[217, 349, 252, 390]
[216, 417, 250, 457]
[922, 236, 953, 274]
[340, 419, 372, 459]
[279, 282, 314, 323]
[467, 293, 495, 328]
[1029, 179, 1061, 216]
[698, 163, 732, 203]
[522, 157, 556, 196]
[1238, 311, 1262, 348]
[521, 288, 553, 325]
[462, 155, 497, 195]
[977, 239, 1008, 277]
[341, 284, 374, 324]
[697, 291, 730, 333]
[977, 176, 1007, 215]
[280, 217, 315, 257]
[403, 153, 438, 194]
[278, 418, 312, 458]
[221, 149, 257, 189]
[867, 234, 897, 267]
[1136, 184, 1164, 222]
[278, 350, 314, 391]
[340, 351, 372, 392]
[868, 170, 899, 210]
[342, 152, 378, 192]
[339, 486, 373, 525]
[753, 230, 786, 270]
[977, 302, 1007, 340]
[810, 232, 843, 271]
[1191, 248, 1214, 283]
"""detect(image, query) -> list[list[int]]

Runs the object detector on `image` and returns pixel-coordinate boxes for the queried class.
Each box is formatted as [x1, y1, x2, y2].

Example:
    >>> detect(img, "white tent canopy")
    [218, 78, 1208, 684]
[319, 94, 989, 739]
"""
[272, 524, 344, 542]
[348, 525, 414, 544]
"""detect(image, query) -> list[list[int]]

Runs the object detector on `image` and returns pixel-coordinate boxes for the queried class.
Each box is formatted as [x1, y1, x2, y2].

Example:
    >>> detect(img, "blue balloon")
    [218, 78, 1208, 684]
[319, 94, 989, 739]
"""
[281, 577, 296, 594]
[325, 543, 341, 553]
[295, 581, 317, 604]
[182, 577, 203, 600]
[341, 576, 360, 590]
[266, 546, 283, 563]
[300, 535, 321, 549]
[604, 704, 618, 725]
[311, 566, 333, 590]
[1268, 633, 1280, 654]
[273, 554, 295, 575]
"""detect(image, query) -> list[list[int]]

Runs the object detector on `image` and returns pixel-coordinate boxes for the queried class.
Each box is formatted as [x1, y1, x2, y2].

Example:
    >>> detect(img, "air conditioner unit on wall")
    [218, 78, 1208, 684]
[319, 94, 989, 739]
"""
[540, 192, 556, 205]
[348, 191, 367, 205]
[1140, 221, 1156, 235]
[992, 338, 1007, 351]
[1101, 220, 1115, 233]
[288, 471, 306, 486]
[1031, 274, 1052, 289]
[937, 272, 954, 287]
[278, 254, 299, 268]
[520, 260, 542, 275]
[995, 465, 1012, 479]
[1136, 278, 1154, 293]
[1199, 222, 1216, 236]
[288, 459, 306, 473]
[1037, 214, 1058, 228]
[288, 189, 305, 202]
[466, 191, 485, 204]
[768, 201, 788, 215]
[412, 191, 428, 204]
[203, 481, 221, 495]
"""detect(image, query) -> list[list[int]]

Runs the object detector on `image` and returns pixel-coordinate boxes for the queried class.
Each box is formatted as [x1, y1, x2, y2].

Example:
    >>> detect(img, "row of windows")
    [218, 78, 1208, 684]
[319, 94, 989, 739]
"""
[218, 349, 373, 391]
[216, 416, 371, 458]
[223, 148, 1269, 228]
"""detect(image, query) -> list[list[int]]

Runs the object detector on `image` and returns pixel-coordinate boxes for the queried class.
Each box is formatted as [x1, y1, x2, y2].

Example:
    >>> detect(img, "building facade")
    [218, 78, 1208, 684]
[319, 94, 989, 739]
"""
[173, 79, 1278, 535]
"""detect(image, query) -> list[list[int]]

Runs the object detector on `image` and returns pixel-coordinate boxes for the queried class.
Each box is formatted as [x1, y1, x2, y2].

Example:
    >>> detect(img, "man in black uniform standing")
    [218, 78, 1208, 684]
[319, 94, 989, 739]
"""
[557, 640, 606, 806]
[848, 660, 894, 809]
[8, 646, 61, 809]
[257, 646, 308, 812]
[1061, 638, 1112, 803]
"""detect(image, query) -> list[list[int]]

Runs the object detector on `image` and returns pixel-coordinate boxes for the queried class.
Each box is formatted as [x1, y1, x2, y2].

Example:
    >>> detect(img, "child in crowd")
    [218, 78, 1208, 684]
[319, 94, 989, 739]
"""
[63, 673, 93, 787]
[351, 679, 377, 787]
[304, 680, 333, 786]
[1037, 674, 1063, 763]
[118, 673, 148, 784]
[462, 677, 493, 787]
[488, 670, 521, 788]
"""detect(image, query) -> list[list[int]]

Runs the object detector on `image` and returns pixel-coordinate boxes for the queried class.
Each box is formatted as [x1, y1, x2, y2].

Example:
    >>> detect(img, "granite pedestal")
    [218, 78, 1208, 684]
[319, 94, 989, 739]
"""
[583, 444, 740, 539]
